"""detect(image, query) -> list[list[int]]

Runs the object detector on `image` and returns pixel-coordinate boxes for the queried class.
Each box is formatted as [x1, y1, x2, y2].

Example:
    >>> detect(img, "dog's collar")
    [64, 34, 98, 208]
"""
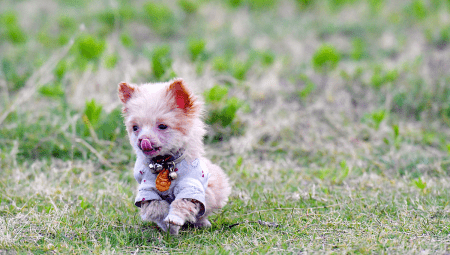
[148, 151, 185, 175]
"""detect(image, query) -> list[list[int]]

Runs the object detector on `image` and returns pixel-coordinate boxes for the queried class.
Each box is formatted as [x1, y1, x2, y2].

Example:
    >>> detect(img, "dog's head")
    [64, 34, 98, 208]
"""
[118, 79, 204, 159]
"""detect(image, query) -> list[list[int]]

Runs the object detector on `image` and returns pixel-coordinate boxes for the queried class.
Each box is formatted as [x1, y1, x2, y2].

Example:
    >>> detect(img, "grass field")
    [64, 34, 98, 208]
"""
[1, 0, 450, 253]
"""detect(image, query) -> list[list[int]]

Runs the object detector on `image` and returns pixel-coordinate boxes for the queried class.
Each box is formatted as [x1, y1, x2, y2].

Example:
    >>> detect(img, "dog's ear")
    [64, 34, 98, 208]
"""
[167, 79, 195, 112]
[118, 82, 137, 104]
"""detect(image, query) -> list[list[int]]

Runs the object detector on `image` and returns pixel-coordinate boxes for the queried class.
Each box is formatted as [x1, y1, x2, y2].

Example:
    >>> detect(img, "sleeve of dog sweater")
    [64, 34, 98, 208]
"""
[133, 160, 161, 207]
[134, 186, 161, 207]
[173, 159, 210, 216]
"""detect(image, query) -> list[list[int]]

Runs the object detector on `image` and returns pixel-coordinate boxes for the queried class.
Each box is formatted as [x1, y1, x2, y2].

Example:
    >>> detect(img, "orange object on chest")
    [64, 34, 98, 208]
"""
[155, 169, 171, 191]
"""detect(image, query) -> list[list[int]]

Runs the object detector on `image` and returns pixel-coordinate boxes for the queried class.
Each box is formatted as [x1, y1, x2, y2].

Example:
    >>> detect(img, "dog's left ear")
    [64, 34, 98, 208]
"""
[167, 79, 195, 113]
[118, 82, 137, 104]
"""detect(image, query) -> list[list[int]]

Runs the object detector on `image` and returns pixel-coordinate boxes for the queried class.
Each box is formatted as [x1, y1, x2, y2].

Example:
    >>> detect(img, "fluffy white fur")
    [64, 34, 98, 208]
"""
[118, 78, 231, 235]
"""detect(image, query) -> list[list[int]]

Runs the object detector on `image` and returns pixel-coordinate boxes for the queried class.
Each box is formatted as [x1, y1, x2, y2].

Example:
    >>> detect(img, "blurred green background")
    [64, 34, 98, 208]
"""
[1, 0, 450, 163]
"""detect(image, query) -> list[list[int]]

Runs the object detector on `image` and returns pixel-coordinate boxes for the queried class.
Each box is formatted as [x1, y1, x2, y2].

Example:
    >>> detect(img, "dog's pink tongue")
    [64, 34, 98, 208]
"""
[141, 139, 152, 151]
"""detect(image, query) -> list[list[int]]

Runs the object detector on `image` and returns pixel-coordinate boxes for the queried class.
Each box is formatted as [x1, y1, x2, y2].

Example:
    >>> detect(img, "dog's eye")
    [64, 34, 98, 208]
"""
[132, 125, 139, 131]
[158, 124, 168, 130]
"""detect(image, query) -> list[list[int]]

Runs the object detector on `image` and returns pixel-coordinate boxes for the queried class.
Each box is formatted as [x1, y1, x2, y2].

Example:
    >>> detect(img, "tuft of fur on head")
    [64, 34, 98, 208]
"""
[118, 78, 206, 161]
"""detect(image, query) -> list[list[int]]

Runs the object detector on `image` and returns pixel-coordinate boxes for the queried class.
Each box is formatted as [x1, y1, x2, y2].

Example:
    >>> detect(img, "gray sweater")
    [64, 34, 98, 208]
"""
[134, 158, 210, 216]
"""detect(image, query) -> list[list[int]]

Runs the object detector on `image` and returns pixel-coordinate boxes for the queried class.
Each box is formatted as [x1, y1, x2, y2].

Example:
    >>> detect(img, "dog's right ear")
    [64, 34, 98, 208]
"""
[118, 82, 136, 104]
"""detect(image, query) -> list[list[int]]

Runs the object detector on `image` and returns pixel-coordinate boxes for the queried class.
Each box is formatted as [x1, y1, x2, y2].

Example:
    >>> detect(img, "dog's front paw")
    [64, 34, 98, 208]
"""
[155, 219, 168, 232]
[168, 223, 181, 235]
[164, 214, 184, 226]
[193, 218, 211, 228]
[164, 214, 184, 235]
[141, 200, 170, 232]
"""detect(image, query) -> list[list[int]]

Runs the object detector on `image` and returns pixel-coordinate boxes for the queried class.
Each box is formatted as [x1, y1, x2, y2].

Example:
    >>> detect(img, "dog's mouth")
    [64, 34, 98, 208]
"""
[142, 147, 161, 156]
[139, 139, 161, 156]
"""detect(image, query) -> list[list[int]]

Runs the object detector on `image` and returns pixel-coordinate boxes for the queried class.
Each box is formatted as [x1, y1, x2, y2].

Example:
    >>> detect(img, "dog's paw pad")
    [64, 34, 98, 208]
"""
[164, 214, 184, 226]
